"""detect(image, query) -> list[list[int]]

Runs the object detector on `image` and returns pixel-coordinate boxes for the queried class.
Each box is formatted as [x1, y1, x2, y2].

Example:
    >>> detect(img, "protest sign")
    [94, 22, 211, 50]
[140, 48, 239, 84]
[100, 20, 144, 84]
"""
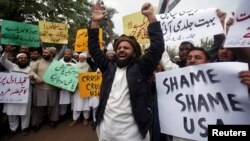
[43, 61, 80, 92]
[156, 8, 224, 44]
[224, 0, 250, 47]
[0, 72, 30, 103]
[78, 72, 102, 98]
[156, 62, 250, 141]
[74, 28, 103, 52]
[1, 20, 40, 47]
[123, 11, 150, 45]
[39, 21, 68, 44]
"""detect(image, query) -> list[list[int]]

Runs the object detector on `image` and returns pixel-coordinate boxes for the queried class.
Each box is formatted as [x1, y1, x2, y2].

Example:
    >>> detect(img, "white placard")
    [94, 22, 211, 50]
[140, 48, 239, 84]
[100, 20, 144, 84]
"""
[224, 0, 250, 48]
[156, 8, 224, 45]
[0, 72, 30, 103]
[156, 62, 250, 141]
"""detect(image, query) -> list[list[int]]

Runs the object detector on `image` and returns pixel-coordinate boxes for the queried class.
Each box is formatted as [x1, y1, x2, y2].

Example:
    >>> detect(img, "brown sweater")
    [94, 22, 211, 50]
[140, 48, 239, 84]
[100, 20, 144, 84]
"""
[29, 59, 56, 90]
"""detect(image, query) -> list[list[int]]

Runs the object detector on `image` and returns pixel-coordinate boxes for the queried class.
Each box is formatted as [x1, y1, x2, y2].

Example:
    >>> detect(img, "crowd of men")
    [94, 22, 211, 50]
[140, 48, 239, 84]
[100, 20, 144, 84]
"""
[0, 43, 106, 138]
[0, 1, 250, 141]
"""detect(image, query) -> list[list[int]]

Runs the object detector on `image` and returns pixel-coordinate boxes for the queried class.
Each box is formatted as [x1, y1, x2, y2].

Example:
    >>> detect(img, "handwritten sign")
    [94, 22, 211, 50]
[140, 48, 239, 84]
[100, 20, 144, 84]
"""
[1, 20, 40, 47]
[224, 0, 250, 47]
[156, 8, 224, 44]
[156, 62, 250, 141]
[74, 28, 103, 52]
[123, 11, 150, 45]
[0, 72, 30, 103]
[43, 61, 80, 92]
[39, 21, 68, 44]
[78, 72, 102, 98]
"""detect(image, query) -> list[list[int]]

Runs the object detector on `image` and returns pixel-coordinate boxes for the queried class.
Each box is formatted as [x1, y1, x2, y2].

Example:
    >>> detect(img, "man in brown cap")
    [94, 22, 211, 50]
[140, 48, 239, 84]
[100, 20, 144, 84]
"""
[88, 1, 164, 141]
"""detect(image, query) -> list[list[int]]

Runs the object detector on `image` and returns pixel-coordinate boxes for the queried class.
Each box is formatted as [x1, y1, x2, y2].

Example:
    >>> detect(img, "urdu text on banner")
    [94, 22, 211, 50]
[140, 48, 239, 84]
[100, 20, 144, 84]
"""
[1, 20, 40, 47]
[156, 8, 224, 45]
[39, 21, 68, 44]
[224, 0, 250, 48]
[0, 72, 30, 103]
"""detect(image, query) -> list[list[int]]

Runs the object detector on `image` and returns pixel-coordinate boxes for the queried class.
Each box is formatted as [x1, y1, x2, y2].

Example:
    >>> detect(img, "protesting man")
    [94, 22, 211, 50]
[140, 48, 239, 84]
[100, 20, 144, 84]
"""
[1, 52, 31, 136]
[58, 49, 76, 120]
[69, 52, 91, 127]
[88, 2, 164, 140]
[186, 47, 211, 66]
[29, 48, 59, 130]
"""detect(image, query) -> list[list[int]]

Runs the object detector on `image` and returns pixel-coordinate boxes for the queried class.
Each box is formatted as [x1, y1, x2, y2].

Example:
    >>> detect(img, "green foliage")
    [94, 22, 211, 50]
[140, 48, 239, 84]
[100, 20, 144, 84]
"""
[166, 45, 178, 60]
[199, 37, 214, 50]
[0, 0, 117, 47]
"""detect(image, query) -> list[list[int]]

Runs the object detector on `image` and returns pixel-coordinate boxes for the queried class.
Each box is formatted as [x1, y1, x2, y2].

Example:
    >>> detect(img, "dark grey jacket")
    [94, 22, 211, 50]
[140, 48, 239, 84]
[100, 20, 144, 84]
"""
[88, 21, 164, 138]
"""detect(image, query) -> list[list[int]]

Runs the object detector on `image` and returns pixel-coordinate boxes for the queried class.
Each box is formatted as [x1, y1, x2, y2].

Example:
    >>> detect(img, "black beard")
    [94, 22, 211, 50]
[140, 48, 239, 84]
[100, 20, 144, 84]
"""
[17, 62, 29, 69]
[114, 55, 133, 68]
[43, 55, 51, 61]
[64, 57, 71, 62]
[30, 57, 39, 61]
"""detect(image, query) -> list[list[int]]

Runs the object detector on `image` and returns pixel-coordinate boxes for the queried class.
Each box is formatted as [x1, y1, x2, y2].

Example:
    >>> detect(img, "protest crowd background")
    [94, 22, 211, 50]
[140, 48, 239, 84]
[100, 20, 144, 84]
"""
[0, 0, 250, 141]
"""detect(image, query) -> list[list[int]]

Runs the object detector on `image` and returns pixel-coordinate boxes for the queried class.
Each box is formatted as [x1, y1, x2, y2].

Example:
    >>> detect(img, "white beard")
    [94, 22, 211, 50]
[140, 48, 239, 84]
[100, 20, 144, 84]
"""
[76, 61, 89, 72]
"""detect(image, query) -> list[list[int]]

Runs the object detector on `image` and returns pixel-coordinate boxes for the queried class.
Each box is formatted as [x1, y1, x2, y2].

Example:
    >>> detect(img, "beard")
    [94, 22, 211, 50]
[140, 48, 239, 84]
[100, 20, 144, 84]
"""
[114, 54, 134, 68]
[17, 61, 29, 69]
[30, 57, 39, 61]
[42, 55, 51, 61]
[64, 57, 71, 62]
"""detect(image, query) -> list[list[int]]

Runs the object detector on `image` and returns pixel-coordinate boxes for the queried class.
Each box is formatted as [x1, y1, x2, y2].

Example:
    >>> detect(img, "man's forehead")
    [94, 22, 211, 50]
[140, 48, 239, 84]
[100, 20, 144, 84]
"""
[64, 50, 72, 54]
[188, 50, 205, 56]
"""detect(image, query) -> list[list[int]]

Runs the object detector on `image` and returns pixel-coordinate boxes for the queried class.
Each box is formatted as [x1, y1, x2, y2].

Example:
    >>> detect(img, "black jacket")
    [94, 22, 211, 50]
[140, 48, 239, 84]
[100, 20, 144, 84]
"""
[207, 34, 226, 62]
[88, 21, 164, 138]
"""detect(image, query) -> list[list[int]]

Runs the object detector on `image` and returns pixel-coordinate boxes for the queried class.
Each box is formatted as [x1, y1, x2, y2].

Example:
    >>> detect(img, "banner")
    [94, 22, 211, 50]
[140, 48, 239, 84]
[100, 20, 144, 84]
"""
[78, 72, 102, 97]
[0, 72, 30, 103]
[1, 20, 40, 47]
[39, 21, 68, 44]
[156, 62, 250, 141]
[43, 61, 80, 92]
[156, 8, 224, 44]
[74, 28, 103, 52]
[224, 0, 250, 47]
[123, 11, 150, 45]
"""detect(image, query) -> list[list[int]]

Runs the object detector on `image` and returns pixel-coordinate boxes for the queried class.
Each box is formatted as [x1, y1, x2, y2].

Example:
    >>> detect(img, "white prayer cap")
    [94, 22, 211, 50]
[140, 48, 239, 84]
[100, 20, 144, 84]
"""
[79, 52, 87, 58]
[174, 55, 180, 59]
[106, 43, 115, 55]
[24, 14, 34, 24]
[46, 47, 57, 55]
[47, 47, 57, 52]
[106, 50, 115, 55]
[73, 52, 79, 56]
[106, 43, 113, 51]
[16, 53, 27, 58]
